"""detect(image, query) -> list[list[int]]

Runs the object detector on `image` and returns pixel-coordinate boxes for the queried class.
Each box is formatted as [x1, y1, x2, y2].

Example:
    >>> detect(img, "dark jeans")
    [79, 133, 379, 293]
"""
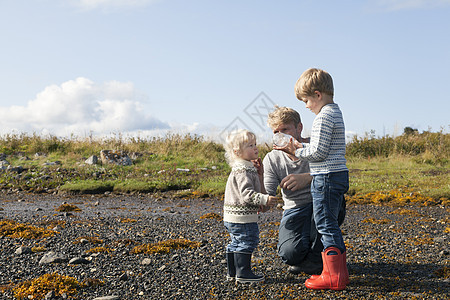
[311, 171, 349, 253]
[277, 203, 322, 265]
[278, 196, 347, 266]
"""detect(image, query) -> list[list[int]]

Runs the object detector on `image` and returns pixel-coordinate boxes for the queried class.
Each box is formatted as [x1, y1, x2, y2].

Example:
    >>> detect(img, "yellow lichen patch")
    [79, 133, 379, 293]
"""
[56, 204, 82, 212]
[407, 236, 434, 245]
[13, 273, 81, 300]
[370, 238, 386, 244]
[73, 236, 104, 244]
[199, 212, 222, 221]
[31, 246, 47, 253]
[362, 218, 391, 224]
[118, 217, 137, 223]
[444, 227, 450, 233]
[131, 239, 201, 254]
[192, 190, 209, 198]
[388, 208, 424, 217]
[433, 266, 449, 279]
[0, 283, 13, 293]
[344, 241, 354, 249]
[81, 278, 105, 287]
[37, 220, 66, 229]
[85, 246, 111, 254]
[347, 188, 441, 206]
[0, 220, 56, 239]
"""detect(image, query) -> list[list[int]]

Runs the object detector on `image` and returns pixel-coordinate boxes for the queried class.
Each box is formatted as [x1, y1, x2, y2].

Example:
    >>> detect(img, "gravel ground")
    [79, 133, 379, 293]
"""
[0, 191, 448, 299]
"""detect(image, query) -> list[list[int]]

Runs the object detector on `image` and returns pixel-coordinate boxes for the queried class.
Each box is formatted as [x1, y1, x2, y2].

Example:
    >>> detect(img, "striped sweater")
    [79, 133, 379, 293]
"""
[295, 103, 348, 175]
[223, 159, 269, 223]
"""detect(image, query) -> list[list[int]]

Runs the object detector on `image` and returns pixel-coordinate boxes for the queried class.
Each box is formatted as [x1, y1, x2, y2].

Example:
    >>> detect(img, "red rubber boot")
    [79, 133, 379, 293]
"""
[305, 247, 348, 290]
[308, 250, 349, 285]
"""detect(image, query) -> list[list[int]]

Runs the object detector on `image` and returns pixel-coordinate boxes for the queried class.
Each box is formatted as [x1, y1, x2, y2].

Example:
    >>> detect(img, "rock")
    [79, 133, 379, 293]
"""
[129, 152, 143, 160]
[100, 150, 132, 166]
[85, 155, 98, 165]
[93, 296, 120, 300]
[69, 257, 90, 264]
[0, 160, 10, 170]
[141, 258, 152, 265]
[43, 161, 61, 166]
[44, 290, 55, 300]
[7, 165, 24, 173]
[39, 251, 68, 265]
[158, 265, 166, 271]
[119, 273, 128, 281]
[15, 246, 32, 255]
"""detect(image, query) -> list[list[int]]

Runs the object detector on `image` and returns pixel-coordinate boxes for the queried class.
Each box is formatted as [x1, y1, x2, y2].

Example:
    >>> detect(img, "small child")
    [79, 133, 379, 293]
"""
[223, 129, 277, 283]
[275, 68, 349, 290]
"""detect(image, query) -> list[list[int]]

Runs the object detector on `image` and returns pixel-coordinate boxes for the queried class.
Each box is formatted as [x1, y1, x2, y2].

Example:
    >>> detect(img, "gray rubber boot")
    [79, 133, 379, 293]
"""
[234, 252, 264, 283]
[226, 252, 235, 281]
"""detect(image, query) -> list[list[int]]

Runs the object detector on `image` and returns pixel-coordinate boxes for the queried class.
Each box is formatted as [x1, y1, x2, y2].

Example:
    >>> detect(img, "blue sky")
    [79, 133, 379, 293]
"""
[0, 0, 449, 141]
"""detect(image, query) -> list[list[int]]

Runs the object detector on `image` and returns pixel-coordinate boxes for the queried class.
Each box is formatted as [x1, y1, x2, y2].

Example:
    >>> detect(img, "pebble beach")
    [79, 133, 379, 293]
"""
[0, 192, 448, 299]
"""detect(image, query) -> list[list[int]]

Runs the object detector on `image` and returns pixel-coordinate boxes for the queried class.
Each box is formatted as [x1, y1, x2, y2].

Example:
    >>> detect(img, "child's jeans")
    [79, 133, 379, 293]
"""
[224, 222, 259, 253]
[311, 171, 349, 253]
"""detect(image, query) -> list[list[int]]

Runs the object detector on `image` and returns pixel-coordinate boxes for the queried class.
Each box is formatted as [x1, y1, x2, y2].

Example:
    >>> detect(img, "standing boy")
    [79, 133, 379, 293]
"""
[275, 68, 349, 290]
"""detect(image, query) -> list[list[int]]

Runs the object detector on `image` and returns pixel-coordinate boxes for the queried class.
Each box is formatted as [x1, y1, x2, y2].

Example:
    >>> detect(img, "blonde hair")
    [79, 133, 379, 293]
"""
[224, 129, 256, 164]
[267, 106, 301, 130]
[295, 68, 334, 100]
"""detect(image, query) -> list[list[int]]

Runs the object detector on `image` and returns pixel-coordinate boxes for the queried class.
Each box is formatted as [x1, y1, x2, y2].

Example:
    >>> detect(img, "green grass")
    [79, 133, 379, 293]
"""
[0, 130, 448, 205]
[348, 155, 449, 200]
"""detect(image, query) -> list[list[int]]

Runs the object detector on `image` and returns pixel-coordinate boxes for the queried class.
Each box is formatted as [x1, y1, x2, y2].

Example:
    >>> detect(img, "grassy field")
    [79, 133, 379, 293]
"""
[0, 130, 448, 206]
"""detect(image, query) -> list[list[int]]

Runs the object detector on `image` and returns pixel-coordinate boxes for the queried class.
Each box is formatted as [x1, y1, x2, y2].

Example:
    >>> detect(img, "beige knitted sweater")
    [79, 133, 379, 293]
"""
[223, 159, 269, 223]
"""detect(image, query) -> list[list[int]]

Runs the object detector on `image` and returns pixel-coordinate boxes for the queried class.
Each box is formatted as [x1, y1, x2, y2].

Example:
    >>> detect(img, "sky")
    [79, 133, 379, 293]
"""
[0, 0, 449, 142]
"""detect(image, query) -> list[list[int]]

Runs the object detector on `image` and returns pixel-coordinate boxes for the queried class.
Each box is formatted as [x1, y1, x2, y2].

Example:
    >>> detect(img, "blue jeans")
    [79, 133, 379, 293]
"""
[224, 222, 259, 253]
[311, 171, 349, 253]
[277, 203, 322, 266]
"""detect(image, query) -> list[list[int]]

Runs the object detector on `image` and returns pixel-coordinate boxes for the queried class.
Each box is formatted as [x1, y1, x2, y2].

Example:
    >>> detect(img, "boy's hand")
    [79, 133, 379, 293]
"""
[273, 137, 301, 156]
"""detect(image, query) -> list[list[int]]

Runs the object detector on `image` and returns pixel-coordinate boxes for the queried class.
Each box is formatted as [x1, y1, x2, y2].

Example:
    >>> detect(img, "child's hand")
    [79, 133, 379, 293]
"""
[266, 196, 278, 208]
[252, 157, 264, 177]
[258, 205, 270, 213]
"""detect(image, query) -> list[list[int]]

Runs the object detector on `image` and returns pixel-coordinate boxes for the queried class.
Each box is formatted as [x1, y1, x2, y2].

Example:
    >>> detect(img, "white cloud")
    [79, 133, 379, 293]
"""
[373, 0, 450, 11]
[0, 77, 170, 137]
[74, 0, 160, 10]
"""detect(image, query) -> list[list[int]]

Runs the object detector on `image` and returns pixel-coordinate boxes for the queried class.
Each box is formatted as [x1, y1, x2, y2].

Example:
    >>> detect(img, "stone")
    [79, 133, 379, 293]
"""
[15, 246, 32, 255]
[119, 273, 128, 281]
[141, 258, 152, 265]
[0, 160, 10, 170]
[93, 296, 120, 300]
[100, 150, 132, 166]
[69, 257, 90, 264]
[44, 290, 55, 300]
[7, 165, 24, 173]
[39, 251, 68, 265]
[85, 155, 98, 165]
